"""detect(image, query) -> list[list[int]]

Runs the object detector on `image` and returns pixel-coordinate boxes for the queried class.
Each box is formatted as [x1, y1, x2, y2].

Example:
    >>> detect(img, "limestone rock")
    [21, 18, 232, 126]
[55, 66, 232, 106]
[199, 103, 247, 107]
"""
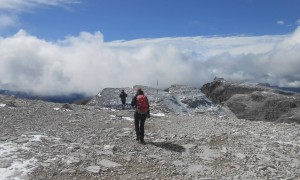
[97, 159, 122, 168]
[86, 166, 101, 174]
[201, 79, 300, 123]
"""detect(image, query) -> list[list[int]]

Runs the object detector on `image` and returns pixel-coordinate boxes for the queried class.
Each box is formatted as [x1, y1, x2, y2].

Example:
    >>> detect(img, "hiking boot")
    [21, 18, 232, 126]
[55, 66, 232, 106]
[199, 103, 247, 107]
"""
[136, 137, 140, 141]
[140, 139, 145, 144]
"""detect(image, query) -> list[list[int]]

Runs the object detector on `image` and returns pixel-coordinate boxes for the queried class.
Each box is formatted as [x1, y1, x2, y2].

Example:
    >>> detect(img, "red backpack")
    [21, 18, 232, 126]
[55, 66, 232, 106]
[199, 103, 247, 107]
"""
[136, 95, 149, 114]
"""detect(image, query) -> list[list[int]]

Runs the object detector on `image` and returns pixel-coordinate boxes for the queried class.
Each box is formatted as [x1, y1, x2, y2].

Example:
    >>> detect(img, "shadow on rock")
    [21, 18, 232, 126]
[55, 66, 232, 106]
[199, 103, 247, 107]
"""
[149, 142, 185, 153]
[108, 104, 134, 110]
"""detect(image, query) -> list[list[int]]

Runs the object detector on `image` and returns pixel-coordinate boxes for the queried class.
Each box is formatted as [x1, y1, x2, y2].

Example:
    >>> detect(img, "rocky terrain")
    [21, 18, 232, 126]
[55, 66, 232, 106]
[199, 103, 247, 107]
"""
[1, 85, 300, 180]
[87, 85, 230, 115]
[201, 79, 300, 123]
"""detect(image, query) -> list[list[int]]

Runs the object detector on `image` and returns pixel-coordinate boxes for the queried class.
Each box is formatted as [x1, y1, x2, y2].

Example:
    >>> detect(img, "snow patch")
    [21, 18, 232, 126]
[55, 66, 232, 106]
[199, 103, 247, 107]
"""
[101, 107, 111, 110]
[0, 134, 55, 179]
[53, 108, 72, 112]
[122, 117, 134, 121]
[0, 103, 6, 107]
[0, 142, 37, 180]
[151, 113, 165, 117]
[28, 135, 47, 142]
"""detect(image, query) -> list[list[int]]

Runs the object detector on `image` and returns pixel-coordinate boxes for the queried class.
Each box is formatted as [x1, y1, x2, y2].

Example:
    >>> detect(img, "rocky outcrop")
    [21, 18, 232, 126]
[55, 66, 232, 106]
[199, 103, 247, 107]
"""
[87, 85, 227, 115]
[201, 79, 300, 123]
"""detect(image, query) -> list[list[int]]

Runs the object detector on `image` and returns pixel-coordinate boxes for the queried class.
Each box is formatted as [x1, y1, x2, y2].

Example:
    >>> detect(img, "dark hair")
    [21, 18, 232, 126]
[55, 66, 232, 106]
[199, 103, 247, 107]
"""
[137, 89, 144, 95]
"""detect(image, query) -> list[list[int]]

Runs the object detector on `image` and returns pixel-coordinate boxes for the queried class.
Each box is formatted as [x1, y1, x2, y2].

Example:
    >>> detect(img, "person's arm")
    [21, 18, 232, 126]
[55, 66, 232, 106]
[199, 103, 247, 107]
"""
[147, 96, 150, 118]
[131, 96, 137, 107]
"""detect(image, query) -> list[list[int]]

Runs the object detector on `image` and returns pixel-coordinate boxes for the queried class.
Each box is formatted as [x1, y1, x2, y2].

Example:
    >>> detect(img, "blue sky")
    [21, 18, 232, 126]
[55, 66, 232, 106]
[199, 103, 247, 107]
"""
[0, 0, 300, 95]
[1, 0, 300, 41]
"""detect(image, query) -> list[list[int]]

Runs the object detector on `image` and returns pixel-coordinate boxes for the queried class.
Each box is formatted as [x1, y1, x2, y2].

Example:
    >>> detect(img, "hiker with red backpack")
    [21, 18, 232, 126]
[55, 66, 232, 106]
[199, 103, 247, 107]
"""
[131, 88, 150, 144]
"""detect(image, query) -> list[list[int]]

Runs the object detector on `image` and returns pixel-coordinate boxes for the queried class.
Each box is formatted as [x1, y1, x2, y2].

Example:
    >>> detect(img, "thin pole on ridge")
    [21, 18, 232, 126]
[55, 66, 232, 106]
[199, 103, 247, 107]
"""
[157, 80, 158, 95]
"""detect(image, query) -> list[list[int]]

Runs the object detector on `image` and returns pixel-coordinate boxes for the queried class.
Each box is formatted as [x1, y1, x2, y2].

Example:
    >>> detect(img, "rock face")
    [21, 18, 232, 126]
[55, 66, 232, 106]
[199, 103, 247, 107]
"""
[201, 79, 300, 123]
[87, 85, 228, 116]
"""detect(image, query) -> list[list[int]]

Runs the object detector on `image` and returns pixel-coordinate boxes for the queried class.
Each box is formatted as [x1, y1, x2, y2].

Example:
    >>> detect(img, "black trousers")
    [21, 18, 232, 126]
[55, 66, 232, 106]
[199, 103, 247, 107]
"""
[134, 112, 147, 139]
[121, 99, 126, 105]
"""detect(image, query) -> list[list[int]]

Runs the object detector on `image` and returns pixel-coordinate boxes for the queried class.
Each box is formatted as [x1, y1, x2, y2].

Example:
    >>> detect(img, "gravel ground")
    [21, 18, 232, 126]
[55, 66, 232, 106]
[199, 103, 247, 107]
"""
[1, 94, 300, 180]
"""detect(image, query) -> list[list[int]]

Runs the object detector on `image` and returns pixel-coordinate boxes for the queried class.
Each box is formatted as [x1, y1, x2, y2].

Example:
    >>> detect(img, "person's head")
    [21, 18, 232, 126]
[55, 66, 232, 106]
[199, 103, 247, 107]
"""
[121, 89, 124, 93]
[136, 88, 144, 95]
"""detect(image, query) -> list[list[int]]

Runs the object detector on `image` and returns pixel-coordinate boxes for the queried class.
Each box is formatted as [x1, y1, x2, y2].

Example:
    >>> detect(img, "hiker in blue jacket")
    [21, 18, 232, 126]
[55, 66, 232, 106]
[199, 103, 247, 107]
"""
[131, 88, 150, 144]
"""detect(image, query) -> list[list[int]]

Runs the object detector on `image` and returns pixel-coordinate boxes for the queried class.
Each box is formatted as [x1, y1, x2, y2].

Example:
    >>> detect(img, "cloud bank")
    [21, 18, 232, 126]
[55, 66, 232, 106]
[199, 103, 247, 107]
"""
[0, 27, 300, 96]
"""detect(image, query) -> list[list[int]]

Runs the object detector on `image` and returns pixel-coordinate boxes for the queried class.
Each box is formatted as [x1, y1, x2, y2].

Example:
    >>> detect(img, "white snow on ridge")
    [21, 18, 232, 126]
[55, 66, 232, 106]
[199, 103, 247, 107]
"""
[0, 103, 6, 107]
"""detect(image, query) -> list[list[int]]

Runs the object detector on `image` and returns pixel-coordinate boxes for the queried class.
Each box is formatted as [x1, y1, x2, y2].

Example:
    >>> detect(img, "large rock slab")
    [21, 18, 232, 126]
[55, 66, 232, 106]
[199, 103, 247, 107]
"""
[201, 79, 300, 123]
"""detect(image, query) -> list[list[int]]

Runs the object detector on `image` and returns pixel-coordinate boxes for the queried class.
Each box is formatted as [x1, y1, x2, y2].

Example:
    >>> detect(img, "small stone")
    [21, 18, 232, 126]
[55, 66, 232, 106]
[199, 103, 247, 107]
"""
[124, 156, 131, 162]
[221, 146, 228, 153]
[233, 175, 240, 180]
[153, 139, 165, 143]
[258, 166, 268, 171]
[147, 155, 163, 160]
[65, 156, 82, 165]
[0, 136, 9, 141]
[61, 169, 76, 173]
[104, 145, 116, 151]
[183, 144, 196, 149]
[97, 150, 113, 155]
[188, 164, 211, 174]
[172, 160, 185, 166]
[138, 156, 143, 163]
[40, 163, 51, 167]
[122, 128, 132, 131]
[235, 153, 246, 159]
[26, 141, 42, 148]
[98, 159, 122, 168]
[0, 159, 13, 168]
[285, 176, 296, 180]
[86, 166, 101, 174]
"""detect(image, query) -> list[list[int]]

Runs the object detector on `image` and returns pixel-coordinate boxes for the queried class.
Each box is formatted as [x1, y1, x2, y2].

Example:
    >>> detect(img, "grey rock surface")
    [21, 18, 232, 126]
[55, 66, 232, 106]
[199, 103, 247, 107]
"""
[1, 91, 300, 179]
[87, 85, 228, 116]
[201, 79, 300, 123]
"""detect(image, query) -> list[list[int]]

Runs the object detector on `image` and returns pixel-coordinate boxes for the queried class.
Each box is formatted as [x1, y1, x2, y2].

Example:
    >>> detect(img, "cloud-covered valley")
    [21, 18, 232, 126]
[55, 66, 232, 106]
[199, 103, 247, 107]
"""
[0, 27, 300, 96]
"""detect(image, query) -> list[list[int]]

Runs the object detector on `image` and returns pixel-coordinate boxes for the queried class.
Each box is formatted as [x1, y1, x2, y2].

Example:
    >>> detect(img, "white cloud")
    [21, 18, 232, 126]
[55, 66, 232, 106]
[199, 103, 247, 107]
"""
[0, 14, 18, 29]
[0, 0, 79, 11]
[277, 20, 285, 25]
[1, 27, 300, 96]
[0, 0, 80, 30]
[297, 19, 300, 25]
